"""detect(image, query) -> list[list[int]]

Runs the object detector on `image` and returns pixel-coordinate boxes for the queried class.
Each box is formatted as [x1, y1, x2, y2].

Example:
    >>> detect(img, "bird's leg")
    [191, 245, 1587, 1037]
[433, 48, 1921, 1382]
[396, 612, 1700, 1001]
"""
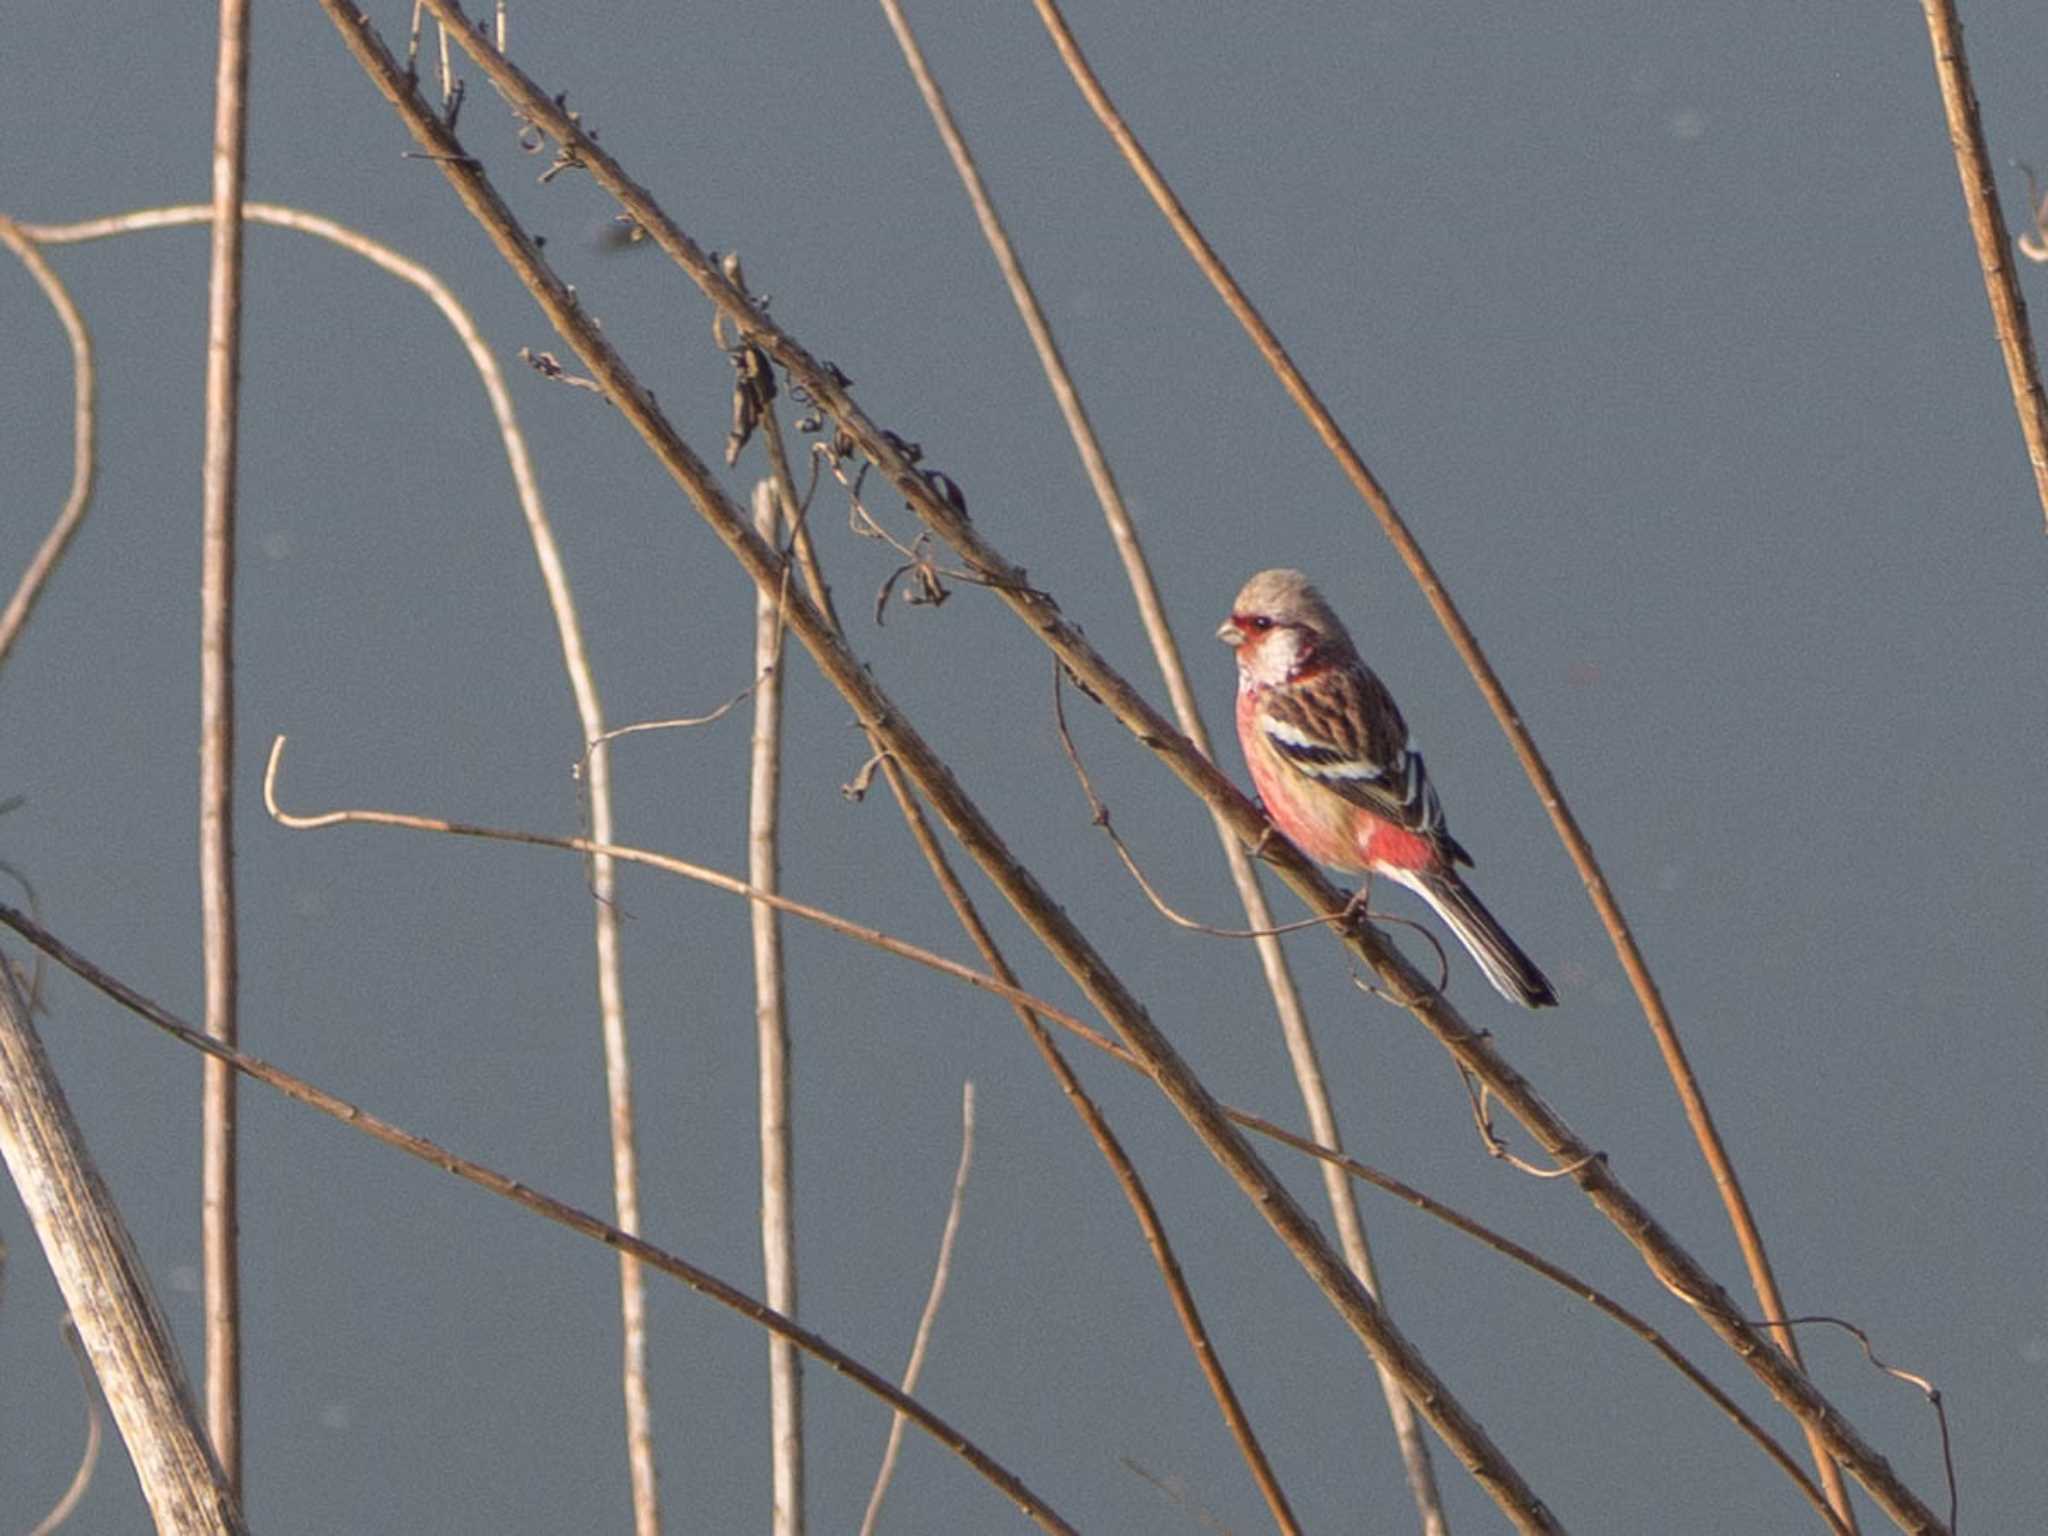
[1338, 877, 1374, 931]
[1247, 816, 1280, 862]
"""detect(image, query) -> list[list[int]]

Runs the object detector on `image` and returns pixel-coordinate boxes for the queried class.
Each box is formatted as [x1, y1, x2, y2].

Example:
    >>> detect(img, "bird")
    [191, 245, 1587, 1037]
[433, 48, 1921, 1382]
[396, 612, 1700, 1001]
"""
[1218, 568, 1557, 1009]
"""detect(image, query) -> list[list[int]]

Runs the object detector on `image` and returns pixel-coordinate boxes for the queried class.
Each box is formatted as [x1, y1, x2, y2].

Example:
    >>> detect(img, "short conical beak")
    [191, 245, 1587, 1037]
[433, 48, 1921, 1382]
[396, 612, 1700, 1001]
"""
[1217, 618, 1243, 646]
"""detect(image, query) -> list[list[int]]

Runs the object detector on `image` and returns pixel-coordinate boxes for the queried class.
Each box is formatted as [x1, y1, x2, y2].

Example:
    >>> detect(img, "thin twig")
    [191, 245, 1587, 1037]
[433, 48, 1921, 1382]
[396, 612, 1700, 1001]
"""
[17, 199, 664, 1529]
[28, 1318, 105, 1536]
[859, 1081, 976, 1536]
[249, 742, 1850, 1533]
[577, 678, 762, 769]
[0, 857, 50, 1016]
[1458, 1073, 1603, 1181]
[1024, 4, 1870, 1526]
[1919, 0, 2048, 528]
[749, 480, 805, 1536]
[259, 735, 1132, 1052]
[1766, 1315, 1956, 1535]
[0, 219, 95, 677]
[1122, 1458, 1236, 1535]
[0, 910, 1078, 1536]
[2017, 164, 2048, 263]
[199, 0, 252, 1489]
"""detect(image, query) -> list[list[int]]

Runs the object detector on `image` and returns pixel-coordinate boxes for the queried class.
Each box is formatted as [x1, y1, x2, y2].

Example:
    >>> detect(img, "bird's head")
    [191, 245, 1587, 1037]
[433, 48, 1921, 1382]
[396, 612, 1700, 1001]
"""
[1218, 568, 1354, 686]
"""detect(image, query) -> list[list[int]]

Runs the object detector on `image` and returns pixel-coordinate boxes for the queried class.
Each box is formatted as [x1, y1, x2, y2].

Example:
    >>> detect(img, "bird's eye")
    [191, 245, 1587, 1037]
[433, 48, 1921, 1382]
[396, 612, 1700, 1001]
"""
[1250, 615, 1274, 631]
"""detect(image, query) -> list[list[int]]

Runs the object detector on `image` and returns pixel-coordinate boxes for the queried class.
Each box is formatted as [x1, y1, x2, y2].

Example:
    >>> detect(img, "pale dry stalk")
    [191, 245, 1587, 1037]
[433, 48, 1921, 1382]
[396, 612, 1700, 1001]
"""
[198, 0, 252, 1490]
[749, 480, 805, 1535]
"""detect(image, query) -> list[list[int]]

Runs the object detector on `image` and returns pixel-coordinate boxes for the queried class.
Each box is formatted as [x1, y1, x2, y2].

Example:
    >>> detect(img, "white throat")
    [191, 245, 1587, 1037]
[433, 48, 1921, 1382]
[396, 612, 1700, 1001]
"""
[1238, 627, 1309, 691]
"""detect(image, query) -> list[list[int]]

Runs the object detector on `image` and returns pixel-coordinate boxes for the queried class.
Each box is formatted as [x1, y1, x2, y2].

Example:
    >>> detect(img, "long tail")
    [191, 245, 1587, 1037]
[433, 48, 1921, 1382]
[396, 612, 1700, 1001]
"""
[1387, 867, 1557, 1010]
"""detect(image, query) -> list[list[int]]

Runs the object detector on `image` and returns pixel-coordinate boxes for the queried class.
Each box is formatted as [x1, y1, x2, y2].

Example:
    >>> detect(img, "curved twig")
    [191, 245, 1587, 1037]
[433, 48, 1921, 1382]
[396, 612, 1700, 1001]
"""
[1767, 1315, 1956, 1534]
[28, 1318, 105, 1536]
[0, 218, 96, 677]
[1458, 1073, 1603, 1181]
[577, 677, 763, 772]
[1049, 664, 1345, 940]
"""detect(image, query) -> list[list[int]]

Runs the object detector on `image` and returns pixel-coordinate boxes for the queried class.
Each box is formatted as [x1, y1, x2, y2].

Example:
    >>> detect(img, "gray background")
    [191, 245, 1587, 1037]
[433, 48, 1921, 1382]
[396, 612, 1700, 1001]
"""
[3, 3, 2045, 1532]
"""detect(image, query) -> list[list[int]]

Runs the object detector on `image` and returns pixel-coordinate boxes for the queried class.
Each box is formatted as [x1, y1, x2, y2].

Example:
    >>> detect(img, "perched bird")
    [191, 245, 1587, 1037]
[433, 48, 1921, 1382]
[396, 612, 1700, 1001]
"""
[1218, 569, 1557, 1009]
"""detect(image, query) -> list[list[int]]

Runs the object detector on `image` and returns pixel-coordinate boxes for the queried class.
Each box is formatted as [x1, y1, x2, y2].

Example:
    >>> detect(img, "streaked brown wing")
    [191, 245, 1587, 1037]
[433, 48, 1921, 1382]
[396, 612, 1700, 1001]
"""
[1259, 662, 1472, 864]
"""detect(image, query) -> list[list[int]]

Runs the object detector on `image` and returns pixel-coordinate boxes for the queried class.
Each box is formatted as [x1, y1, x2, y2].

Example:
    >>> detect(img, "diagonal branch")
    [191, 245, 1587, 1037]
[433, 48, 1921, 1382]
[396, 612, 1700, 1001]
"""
[858, 1081, 976, 1536]
[1918, 0, 2048, 529]
[0, 929, 245, 1533]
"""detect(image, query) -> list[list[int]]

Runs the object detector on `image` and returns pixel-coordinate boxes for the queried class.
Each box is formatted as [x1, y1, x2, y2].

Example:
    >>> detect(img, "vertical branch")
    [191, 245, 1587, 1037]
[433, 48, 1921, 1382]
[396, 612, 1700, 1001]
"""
[750, 480, 804, 1536]
[0, 947, 246, 1534]
[874, 6, 1447, 1529]
[544, 466, 661, 1536]
[566, 520, 660, 1536]
[199, 0, 252, 1494]
[1918, 0, 2048, 529]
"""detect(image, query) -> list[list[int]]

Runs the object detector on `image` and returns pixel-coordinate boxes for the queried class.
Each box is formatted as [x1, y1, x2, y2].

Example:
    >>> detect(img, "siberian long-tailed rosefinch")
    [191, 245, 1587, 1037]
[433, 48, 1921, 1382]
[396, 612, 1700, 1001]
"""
[1219, 569, 1557, 1009]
